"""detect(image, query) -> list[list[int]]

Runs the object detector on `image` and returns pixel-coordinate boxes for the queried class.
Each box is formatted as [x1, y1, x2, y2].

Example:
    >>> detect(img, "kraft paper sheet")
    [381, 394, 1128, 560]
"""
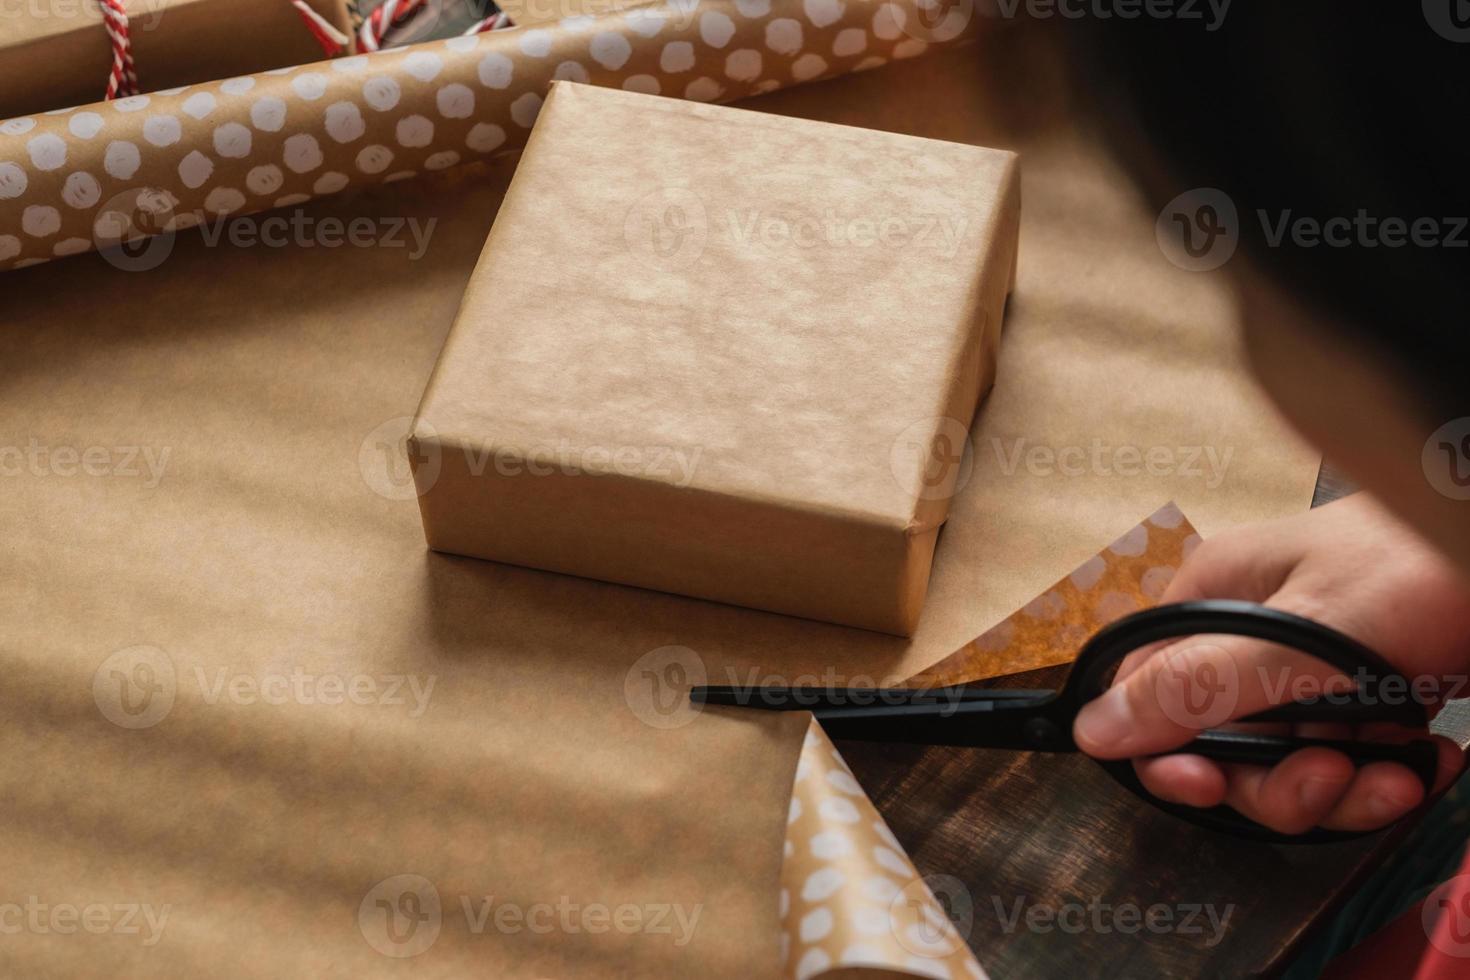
[0, 21, 1320, 980]
[0, 0, 972, 271]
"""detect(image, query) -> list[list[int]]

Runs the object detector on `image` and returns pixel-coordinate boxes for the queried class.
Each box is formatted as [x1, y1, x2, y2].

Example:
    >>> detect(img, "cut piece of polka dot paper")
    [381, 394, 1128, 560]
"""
[908, 503, 1201, 688]
[0, 0, 978, 272]
[781, 721, 986, 979]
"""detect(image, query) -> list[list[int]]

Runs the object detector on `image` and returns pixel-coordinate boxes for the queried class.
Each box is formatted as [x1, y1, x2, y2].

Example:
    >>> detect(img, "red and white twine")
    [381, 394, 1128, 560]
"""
[291, 0, 354, 55]
[99, 0, 508, 102]
[99, 0, 139, 100]
[357, 0, 431, 52]
[361, 0, 513, 52]
[464, 8, 513, 34]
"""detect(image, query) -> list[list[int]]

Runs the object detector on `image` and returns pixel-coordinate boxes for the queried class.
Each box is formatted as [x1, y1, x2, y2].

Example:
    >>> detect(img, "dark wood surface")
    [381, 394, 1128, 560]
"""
[843, 463, 1395, 979]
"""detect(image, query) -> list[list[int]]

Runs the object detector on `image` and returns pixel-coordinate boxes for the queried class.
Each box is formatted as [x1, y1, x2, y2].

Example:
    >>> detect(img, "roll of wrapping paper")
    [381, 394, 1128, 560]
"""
[0, 0, 978, 272]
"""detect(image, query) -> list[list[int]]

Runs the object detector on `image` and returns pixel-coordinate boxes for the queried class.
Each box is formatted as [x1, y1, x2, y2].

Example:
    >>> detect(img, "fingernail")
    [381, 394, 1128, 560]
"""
[1298, 776, 1345, 814]
[1075, 686, 1137, 755]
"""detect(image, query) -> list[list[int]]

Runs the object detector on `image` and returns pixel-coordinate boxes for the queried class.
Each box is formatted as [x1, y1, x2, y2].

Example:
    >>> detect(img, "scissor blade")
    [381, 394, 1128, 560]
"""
[689, 686, 1070, 751]
[689, 685, 1052, 712]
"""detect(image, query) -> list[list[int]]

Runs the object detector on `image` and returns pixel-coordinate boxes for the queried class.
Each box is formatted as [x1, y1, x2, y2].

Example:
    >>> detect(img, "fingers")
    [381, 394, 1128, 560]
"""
[1135, 738, 1463, 834]
[1073, 624, 1350, 760]
[1218, 748, 1358, 835]
[1133, 754, 1227, 808]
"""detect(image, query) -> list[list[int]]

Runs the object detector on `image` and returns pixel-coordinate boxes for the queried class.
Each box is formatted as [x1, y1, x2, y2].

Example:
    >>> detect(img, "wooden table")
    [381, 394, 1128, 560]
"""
[842, 466, 1409, 978]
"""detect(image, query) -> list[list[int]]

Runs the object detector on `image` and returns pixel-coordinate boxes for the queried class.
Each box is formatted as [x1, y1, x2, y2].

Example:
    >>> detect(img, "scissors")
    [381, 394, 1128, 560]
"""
[690, 600, 1440, 844]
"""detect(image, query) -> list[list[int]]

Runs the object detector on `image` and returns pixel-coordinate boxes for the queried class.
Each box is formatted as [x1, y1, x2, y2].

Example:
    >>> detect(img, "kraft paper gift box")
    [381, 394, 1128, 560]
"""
[409, 81, 1021, 635]
[1, 0, 351, 119]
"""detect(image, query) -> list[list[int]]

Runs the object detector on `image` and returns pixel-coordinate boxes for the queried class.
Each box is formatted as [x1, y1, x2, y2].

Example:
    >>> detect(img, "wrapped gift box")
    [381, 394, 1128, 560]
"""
[410, 81, 1019, 634]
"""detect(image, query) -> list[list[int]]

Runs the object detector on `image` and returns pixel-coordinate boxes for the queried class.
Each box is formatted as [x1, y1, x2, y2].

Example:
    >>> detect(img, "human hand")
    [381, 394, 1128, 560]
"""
[1073, 493, 1469, 834]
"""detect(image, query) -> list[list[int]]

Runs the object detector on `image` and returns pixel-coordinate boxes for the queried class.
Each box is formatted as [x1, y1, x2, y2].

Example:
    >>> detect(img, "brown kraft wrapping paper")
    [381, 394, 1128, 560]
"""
[0, 0, 352, 121]
[0, 26, 1321, 980]
[0, 0, 974, 271]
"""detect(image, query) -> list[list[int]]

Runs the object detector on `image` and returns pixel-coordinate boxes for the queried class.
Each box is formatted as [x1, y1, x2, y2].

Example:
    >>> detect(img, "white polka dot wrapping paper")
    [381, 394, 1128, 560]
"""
[0, 0, 978, 271]
[784, 721, 987, 980]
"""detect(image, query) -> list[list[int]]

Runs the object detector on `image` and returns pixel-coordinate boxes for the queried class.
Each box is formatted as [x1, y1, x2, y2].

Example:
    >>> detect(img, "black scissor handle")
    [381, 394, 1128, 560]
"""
[1067, 600, 1439, 844]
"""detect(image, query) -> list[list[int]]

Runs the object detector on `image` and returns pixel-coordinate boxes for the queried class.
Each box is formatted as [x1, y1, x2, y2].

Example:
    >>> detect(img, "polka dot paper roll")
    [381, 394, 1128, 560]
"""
[908, 503, 1202, 688]
[782, 720, 986, 979]
[0, 0, 978, 271]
